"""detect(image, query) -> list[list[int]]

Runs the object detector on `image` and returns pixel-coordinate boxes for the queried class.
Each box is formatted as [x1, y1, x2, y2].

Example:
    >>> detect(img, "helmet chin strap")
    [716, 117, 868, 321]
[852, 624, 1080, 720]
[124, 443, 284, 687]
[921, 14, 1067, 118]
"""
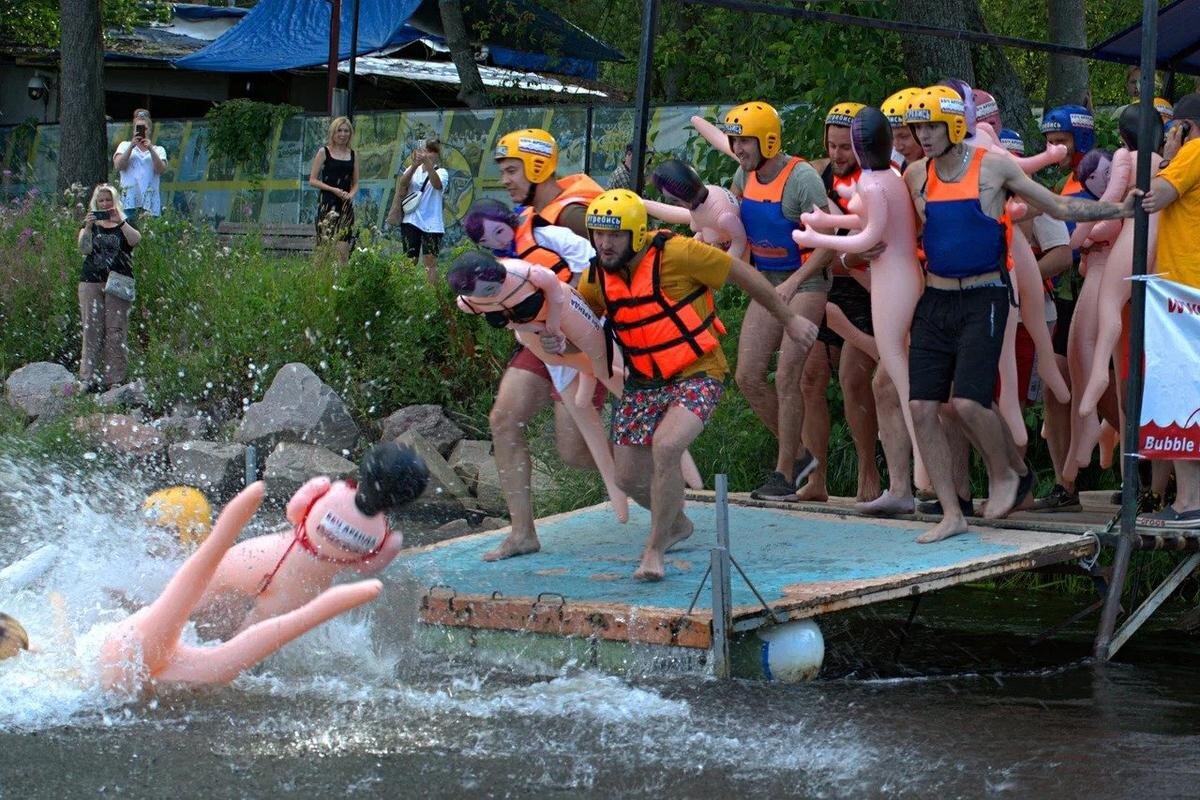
[521, 181, 537, 207]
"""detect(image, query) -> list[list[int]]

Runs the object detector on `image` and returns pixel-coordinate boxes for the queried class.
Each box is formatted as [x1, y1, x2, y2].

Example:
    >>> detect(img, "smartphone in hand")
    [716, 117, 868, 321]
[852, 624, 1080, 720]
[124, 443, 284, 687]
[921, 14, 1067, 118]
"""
[93, 209, 112, 221]
[135, 124, 147, 139]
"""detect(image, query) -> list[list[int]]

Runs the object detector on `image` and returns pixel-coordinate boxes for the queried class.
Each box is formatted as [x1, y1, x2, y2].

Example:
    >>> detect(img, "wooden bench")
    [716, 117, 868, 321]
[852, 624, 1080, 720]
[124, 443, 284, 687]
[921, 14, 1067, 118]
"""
[216, 222, 317, 255]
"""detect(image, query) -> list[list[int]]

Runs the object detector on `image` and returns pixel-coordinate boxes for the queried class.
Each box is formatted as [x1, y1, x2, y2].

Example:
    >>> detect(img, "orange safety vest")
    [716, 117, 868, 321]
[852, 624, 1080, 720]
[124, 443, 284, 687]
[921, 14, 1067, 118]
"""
[513, 215, 572, 283]
[591, 232, 727, 381]
[532, 173, 605, 226]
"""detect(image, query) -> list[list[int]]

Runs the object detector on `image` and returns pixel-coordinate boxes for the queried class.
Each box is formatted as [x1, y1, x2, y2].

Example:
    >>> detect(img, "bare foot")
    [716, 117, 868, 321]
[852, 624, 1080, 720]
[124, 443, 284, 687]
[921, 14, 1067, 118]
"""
[483, 531, 541, 562]
[986, 467, 1033, 520]
[856, 473, 882, 503]
[664, 515, 694, 552]
[916, 514, 970, 543]
[796, 480, 829, 502]
[633, 548, 666, 581]
[984, 468, 1020, 520]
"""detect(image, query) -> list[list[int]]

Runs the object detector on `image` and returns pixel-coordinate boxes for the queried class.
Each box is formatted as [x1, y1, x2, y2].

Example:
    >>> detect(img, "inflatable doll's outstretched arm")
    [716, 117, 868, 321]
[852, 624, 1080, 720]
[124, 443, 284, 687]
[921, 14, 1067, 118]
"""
[1015, 143, 1069, 175]
[793, 184, 885, 254]
[800, 204, 863, 233]
[690, 115, 736, 161]
[642, 198, 692, 226]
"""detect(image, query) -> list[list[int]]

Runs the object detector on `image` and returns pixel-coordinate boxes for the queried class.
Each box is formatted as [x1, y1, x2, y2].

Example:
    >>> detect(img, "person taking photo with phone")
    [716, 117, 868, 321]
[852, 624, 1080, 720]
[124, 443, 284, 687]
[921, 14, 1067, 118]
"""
[387, 138, 448, 284]
[77, 183, 140, 391]
[112, 109, 167, 222]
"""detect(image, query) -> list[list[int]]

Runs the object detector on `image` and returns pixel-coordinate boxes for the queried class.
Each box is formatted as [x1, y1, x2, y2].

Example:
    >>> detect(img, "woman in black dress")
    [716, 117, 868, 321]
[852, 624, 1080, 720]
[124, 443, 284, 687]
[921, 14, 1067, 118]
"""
[308, 116, 359, 262]
[76, 183, 141, 390]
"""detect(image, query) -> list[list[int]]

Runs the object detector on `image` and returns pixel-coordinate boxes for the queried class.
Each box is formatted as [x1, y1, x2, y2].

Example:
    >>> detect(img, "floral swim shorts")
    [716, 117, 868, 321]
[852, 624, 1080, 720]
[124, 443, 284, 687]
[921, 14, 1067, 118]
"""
[611, 376, 724, 447]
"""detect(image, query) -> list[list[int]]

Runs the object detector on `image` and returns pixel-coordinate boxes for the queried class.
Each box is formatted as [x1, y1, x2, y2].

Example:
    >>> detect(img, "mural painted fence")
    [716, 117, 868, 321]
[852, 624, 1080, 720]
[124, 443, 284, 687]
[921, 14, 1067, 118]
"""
[0, 103, 740, 246]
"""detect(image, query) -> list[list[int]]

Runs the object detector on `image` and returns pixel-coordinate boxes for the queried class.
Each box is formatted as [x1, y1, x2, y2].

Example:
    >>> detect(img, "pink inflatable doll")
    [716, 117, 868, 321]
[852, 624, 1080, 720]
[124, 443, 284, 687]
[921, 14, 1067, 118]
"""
[449, 252, 642, 521]
[642, 159, 748, 261]
[99, 443, 428, 693]
[1061, 149, 1123, 474]
[791, 108, 922, 462]
[1078, 105, 1162, 419]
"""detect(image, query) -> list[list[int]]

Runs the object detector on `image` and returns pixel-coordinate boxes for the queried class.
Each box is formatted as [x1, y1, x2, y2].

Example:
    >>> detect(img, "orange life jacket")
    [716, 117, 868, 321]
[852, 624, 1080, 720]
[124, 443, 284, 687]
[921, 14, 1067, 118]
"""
[533, 173, 605, 226]
[513, 215, 572, 282]
[591, 232, 727, 381]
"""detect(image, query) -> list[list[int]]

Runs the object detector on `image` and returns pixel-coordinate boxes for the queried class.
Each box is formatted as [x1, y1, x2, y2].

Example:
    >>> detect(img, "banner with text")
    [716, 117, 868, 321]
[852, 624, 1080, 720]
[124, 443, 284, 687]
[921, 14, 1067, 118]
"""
[1139, 276, 1200, 460]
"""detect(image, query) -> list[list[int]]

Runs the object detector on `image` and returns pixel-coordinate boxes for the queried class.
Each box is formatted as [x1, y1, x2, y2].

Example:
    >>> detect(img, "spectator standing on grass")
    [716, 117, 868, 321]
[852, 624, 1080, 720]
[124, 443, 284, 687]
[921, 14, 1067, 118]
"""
[309, 116, 359, 263]
[387, 138, 448, 284]
[76, 184, 140, 391]
[112, 109, 166, 222]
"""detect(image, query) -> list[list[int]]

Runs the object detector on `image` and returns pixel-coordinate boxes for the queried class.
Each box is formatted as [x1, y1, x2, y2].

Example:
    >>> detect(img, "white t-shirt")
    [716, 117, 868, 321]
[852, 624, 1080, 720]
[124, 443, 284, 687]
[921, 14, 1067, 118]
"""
[403, 165, 450, 233]
[115, 141, 167, 216]
[532, 225, 595, 274]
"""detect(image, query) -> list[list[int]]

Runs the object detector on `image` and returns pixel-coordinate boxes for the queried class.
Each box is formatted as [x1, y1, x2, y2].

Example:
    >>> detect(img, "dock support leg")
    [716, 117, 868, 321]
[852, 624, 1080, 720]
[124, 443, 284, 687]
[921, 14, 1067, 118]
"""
[1094, 529, 1135, 661]
[1107, 552, 1200, 659]
[711, 475, 732, 679]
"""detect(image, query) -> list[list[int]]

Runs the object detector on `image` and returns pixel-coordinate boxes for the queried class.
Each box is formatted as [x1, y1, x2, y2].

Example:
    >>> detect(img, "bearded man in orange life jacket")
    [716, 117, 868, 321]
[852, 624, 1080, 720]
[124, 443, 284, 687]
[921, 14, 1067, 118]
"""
[797, 102, 883, 505]
[578, 190, 818, 582]
[479, 129, 607, 562]
[902, 86, 1136, 544]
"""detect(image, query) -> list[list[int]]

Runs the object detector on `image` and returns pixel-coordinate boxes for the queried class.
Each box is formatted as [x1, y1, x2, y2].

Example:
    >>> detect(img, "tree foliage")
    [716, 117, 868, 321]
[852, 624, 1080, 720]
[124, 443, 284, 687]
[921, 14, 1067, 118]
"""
[1, 0, 170, 49]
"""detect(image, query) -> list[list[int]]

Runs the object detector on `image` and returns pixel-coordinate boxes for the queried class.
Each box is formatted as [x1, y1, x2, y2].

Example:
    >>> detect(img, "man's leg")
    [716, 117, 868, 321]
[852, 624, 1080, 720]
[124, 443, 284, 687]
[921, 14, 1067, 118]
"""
[910, 400, 969, 543]
[774, 290, 825, 477]
[1172, 461, 1199, 514]
[421, 231, 442, 286]
[734, 300, 785, 437]
[636, 405, 706, 581]
[797, 343, 833, 501]
[858, 367, 916, 515]
[484, 366, 553, 561]
[839, 343, 881, 501]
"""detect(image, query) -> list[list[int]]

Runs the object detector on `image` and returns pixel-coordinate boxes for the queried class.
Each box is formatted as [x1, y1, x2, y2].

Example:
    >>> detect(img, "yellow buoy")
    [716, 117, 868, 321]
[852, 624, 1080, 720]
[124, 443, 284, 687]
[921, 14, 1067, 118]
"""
[142, 486, 213, 547]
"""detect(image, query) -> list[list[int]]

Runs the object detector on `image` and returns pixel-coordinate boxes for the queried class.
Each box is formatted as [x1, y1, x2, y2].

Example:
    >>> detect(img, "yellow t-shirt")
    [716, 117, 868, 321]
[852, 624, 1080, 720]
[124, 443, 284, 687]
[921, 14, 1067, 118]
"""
[579, 233, 733, 382]
[1157, 137, 1200, 289]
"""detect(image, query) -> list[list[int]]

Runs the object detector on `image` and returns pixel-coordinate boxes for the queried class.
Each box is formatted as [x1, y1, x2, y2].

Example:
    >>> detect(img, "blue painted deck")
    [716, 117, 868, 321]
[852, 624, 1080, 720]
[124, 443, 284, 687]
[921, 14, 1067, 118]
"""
[395, 502, 1084, 614]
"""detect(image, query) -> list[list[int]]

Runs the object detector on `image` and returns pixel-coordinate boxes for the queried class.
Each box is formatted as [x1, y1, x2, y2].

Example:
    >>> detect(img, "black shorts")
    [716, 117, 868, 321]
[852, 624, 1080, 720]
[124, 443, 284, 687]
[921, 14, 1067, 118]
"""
[817, 276, 874, 347]
[400, 223, 443, 259]
[1051, 295, 1074, 356]
[909, 284, 1010, 406]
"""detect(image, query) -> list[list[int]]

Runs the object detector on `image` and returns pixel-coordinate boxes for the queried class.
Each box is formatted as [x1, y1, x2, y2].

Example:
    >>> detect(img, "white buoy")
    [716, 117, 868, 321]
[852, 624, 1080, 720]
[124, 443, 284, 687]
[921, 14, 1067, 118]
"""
[0, 544, 60, 592]
[757, 619, 824, 682]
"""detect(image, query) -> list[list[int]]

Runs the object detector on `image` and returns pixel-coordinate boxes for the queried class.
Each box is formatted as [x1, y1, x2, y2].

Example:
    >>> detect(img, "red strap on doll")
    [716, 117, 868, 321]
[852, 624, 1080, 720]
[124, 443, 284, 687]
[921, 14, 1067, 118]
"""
[255, 479, 391, 595]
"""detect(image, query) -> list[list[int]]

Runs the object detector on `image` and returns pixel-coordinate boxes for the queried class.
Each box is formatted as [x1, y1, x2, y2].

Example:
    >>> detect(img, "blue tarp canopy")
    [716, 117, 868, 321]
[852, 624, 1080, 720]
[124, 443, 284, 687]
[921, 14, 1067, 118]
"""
[175, 0, 621, 74]
[1090, 0, 1200, 74]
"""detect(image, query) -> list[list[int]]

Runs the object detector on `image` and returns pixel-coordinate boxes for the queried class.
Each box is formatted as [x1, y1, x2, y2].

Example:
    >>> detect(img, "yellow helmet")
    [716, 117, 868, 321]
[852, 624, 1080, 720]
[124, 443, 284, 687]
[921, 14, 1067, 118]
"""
[881, 88, 922, 127]
[719, 102, 782, 159]
[904, 85, 968, 145]
[494, 128, 558, 184]
[585, 189, 648, 252]
[1154, 97, 1174, 123]
[825, 102, 866, 128]
[143, 486, 213, 547]
[0, 612, 29, 661]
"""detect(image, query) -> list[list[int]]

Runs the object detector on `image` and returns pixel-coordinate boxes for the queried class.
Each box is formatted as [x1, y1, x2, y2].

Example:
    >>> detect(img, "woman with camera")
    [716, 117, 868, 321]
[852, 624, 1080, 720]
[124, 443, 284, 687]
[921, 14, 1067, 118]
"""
[112, 109, 167, 222]
[77, 184, 140, 391]
[387, 138, 448, 284]
[308, 116, 359, 263]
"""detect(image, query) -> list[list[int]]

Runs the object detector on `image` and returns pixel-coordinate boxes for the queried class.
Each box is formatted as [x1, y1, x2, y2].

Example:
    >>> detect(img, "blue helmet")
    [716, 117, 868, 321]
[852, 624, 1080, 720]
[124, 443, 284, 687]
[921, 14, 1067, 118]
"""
[998, 128, 1025, 156]
[1040, 105, 1095, 154]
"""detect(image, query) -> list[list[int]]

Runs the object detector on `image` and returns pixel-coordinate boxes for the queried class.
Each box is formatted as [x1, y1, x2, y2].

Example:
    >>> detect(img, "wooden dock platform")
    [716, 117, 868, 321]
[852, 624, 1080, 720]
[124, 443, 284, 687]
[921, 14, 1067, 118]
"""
[394, 496, 1099, 651]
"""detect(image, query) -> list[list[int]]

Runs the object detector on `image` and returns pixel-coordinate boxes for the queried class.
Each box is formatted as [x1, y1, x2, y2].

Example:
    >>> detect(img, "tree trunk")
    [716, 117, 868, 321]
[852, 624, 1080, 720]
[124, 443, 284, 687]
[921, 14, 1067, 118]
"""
[1045, 0, 1089, 107]
[438, 0, 490, 109]
[894, 0, 975, 86]
[57, 0, 108, 192]
[964, 0, 1039, 141]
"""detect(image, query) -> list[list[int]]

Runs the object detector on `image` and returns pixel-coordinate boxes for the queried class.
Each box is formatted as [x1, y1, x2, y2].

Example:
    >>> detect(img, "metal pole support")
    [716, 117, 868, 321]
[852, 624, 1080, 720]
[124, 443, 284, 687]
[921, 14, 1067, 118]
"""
[630, 0, 660, 194]
[245, 444, 256, 487]
[711, 474, 733, 678]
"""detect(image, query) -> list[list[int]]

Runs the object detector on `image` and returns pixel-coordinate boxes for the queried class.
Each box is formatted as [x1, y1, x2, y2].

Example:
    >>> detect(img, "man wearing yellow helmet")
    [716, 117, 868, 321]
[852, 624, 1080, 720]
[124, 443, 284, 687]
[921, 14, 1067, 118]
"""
[484, 128, 608, 561]
[797, 101, 883, 506]
[579, 190, 818, 581]
[901, 85, 1137, 543]
[882, 88, 925, 171]
[493, 128, 603, 239]
[718, 101, 835, 502]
